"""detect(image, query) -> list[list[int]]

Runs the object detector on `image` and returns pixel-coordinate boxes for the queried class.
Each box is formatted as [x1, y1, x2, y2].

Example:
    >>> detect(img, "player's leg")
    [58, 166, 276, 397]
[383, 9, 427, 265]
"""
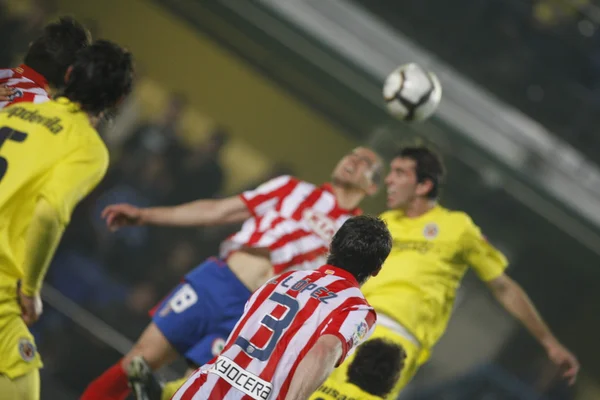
[81, 322, 180, 400]
[82, 276, 209, 400]
[160, 333, 228, 399]
[0, 369, 40, 400]
[130, 260, 251, 400]
[0, 294, 43, 400]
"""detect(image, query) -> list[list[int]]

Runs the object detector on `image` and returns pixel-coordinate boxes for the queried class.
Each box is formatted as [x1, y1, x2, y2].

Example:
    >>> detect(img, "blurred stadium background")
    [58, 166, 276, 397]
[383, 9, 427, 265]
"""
[2, 0, 600, 399]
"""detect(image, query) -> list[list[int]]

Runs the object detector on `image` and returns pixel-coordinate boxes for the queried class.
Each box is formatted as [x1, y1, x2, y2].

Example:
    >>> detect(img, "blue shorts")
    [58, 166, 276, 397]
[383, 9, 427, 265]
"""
[152, 258, 251, 366]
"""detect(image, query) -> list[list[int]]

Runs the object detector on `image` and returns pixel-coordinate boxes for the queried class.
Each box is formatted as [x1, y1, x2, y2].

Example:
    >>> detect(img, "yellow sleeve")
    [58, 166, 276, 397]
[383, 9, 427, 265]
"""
[460, 215, 508, 282]
[38, 142, 109, 225]
[21, 142, 108, 295]
[21, 198, 65, 296]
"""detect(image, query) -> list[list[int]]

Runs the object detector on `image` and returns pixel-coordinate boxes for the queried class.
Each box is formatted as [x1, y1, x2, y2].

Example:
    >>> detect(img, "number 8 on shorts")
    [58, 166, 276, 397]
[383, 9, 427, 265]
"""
[170, 283, 198, 313]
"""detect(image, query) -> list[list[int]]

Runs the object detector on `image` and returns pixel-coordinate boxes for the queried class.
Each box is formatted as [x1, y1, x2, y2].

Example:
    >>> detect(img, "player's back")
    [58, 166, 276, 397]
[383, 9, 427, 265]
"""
[175, 265, 376, 400]
[0, 65, 50, 109]
[0, 98, 108, 285]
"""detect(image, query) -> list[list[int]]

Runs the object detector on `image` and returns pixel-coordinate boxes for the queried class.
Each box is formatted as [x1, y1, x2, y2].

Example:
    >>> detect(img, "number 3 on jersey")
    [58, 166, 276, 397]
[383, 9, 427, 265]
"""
[235, 293, 300, 361]
[0, 127, 28, 183]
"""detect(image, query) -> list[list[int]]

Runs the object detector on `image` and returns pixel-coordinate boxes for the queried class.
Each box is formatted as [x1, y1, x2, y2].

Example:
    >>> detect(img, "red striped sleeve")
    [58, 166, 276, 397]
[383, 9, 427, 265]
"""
[321, 303, 376, 364]
[240, 175, 298, 217]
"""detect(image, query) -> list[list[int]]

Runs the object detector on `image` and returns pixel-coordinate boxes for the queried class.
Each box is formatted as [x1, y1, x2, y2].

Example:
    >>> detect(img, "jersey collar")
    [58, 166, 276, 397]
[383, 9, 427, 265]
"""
[16, 64, 49, 92]
[392, 204, 440, 220]
[321, 183, 362, 216]
[318, 264, 360, 288]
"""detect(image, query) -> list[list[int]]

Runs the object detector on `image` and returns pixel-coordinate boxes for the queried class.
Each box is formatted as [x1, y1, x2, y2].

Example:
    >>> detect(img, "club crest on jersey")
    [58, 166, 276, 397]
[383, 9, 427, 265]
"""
[211, 338, 226, 356]
[18, 338, 36, 362]
[352, 321, 368, 345]
[7, 89, 23, 102]
[423, 223, 439, 240]
[303, 209, 337, 242]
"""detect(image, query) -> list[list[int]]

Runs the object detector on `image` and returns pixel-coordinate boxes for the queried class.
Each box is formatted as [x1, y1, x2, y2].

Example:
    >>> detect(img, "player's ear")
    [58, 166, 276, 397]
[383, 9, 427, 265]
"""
[371, 266, 382, 277]
[415, 179, 433, 198]
[64, 65, 74, 85]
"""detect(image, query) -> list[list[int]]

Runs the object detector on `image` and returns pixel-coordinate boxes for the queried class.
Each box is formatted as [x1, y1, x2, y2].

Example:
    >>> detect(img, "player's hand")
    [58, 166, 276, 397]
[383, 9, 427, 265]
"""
[0, 85, 15, 101]
[545, 340, 579, 385]
[102, 203, 145, 231]
[19, 290, 43, 326]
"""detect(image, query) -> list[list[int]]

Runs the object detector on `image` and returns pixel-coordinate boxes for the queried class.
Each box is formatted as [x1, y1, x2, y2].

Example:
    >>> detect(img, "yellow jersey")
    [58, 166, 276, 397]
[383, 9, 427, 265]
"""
[312, 381, 382, 400]
[0, 98, 108, 288]
[362, 206, 508, 350]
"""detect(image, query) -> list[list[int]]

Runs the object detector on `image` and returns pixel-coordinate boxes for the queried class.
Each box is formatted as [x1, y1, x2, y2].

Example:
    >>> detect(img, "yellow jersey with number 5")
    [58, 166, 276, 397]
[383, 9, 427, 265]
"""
[361, 206, 508, 350]
[0, 97, 108, 288]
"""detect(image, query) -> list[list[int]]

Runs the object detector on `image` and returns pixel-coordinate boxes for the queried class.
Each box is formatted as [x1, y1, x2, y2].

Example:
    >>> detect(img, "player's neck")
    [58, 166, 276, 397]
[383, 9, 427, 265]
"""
[401, 198, 437, 218]
[331, 184, 364, 210]
[87, 113, 101, 128]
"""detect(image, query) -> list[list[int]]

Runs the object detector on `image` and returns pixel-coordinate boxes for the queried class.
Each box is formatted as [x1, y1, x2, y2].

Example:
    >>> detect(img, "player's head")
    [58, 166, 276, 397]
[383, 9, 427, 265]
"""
[63, 40, 134, 116]
[331, 147, 384, 197]
[385, 146, 445, 209]
[347, 339, 406, 397]
[24, 17, 91, 89]
[327, 215, 392, 285]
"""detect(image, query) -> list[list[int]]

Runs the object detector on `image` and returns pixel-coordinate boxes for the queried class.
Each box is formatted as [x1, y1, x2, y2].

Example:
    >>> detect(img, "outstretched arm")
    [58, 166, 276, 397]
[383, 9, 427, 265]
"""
[102, 195, 251, 230]
[285, 335, 342, 400]
[487, 274, 579, 384]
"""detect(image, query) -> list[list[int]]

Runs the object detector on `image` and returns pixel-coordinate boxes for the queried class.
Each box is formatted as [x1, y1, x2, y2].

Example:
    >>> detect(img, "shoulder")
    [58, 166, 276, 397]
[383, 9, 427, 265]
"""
[436, 206, 477, 232]
[379, 209, 401, 222]
[255, 175, 300, 191]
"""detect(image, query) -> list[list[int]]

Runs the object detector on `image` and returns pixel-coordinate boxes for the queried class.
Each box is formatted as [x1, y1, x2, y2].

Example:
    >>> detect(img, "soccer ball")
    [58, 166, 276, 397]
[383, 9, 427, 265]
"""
[383, 63, 442, 122]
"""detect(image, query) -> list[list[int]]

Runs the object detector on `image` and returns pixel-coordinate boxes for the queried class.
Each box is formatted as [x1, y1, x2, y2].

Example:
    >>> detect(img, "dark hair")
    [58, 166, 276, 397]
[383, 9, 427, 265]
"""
[347, 339, 406, 397]
[326, 215, 392, 284]
[394, 146, 445, 199]
[63, 40, 134, 115]
[24, 17, 91, 89]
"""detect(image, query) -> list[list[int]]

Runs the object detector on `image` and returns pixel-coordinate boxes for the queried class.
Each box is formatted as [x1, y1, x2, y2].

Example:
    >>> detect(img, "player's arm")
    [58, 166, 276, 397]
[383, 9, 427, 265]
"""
[102, 195, 250, 230]
[20, 143, 108, 325]
[486, 274, 579, 384]
[284, 334, 343, 400]
[102, 174, 296, 230]
[461, 217, 579, 384]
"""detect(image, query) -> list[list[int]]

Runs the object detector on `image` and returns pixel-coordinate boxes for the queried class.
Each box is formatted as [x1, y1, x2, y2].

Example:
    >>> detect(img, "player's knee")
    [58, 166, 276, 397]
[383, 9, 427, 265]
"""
[122, 323, 177, 370]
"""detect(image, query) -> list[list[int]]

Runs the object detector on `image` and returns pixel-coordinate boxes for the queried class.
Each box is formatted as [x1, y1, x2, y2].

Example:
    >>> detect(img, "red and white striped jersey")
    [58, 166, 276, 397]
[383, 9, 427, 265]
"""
[221, 175, 361, 274]
[0, 65, 50, 109]
[173, 265, 376, 400]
